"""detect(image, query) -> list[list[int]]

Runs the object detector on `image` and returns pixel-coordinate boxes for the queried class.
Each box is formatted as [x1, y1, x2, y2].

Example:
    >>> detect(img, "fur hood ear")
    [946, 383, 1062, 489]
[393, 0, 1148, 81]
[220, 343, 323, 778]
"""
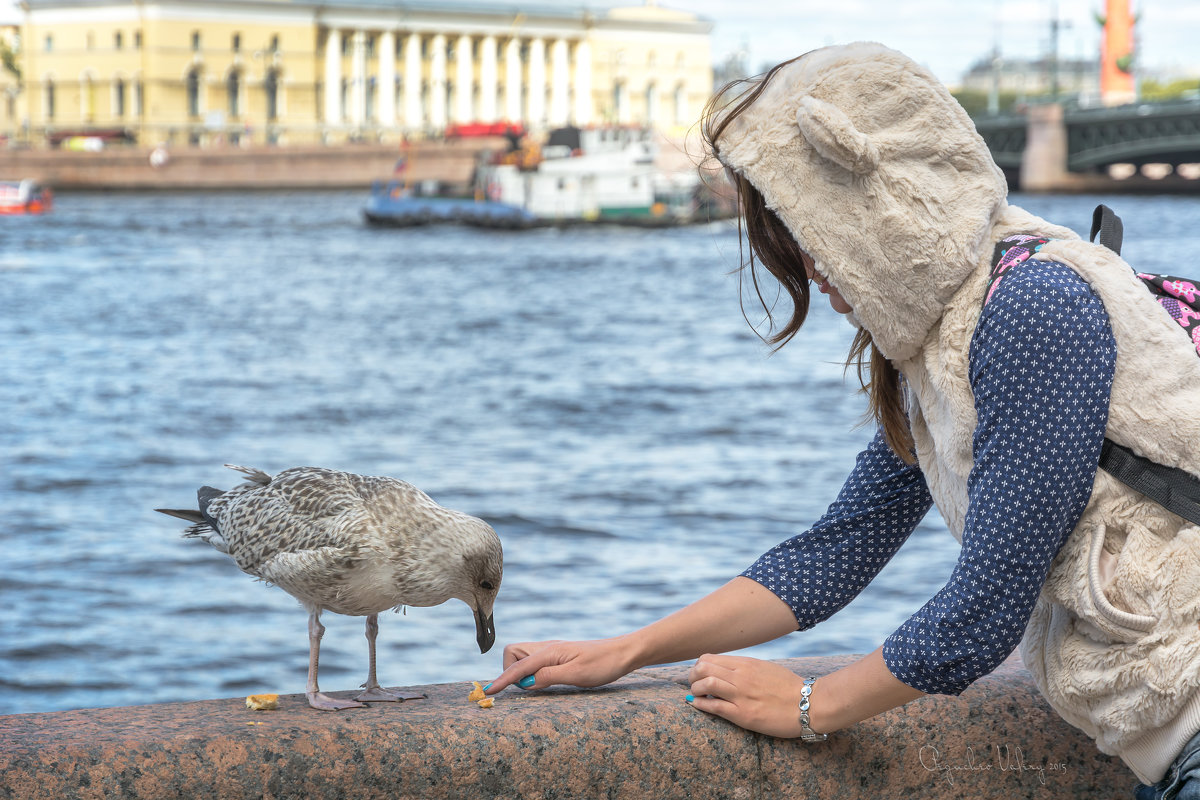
[712, 42, 1013, 362]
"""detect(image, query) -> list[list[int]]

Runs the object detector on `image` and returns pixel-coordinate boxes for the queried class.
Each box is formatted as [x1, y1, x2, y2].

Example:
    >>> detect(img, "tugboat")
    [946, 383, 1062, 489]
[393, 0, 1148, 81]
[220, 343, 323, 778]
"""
[364, 126, 709, 229]
[0, 180, 53, 215]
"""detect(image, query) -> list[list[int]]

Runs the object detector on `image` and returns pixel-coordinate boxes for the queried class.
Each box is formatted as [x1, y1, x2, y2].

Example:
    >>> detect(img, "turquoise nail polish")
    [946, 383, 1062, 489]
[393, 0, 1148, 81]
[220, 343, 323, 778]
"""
[685, 694, 695, 703]
[518, 675, 536, 689]
[483, 682, 493, 691]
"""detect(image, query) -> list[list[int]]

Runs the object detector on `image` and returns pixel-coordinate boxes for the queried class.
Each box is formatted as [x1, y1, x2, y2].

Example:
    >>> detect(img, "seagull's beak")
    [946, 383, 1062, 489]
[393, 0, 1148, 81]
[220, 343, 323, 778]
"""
[474, 606, 495, 654]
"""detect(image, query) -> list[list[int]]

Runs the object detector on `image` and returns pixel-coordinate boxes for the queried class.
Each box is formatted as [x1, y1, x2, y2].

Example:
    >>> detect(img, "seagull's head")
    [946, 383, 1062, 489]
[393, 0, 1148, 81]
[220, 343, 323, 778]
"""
[455, 517, 503, 654]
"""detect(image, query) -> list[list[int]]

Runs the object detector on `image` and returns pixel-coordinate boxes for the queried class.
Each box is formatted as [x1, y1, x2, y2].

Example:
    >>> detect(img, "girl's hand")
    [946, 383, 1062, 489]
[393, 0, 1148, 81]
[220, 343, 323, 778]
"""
[685, 654, 810, 739]
[485, 637, 637, 694]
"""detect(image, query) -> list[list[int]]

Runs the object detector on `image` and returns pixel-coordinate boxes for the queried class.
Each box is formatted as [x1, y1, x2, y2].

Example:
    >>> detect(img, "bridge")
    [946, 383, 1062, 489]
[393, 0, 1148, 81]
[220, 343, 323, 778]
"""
[973, 100, 1200, 191]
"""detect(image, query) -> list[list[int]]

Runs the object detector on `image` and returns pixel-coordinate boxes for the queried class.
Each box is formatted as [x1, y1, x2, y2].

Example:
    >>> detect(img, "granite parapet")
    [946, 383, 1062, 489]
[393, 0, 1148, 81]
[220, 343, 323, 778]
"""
[0, 654, 1134, 799]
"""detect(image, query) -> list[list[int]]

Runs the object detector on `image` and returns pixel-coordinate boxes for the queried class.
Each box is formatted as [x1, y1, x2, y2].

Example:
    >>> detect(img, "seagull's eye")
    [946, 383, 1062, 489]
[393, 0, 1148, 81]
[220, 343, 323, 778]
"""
[480, 580, 494, 591]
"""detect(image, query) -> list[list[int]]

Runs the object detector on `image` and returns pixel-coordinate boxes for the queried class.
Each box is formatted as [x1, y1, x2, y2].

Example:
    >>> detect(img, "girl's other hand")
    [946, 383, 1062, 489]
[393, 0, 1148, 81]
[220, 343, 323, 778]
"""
[685, 654, 808, 738]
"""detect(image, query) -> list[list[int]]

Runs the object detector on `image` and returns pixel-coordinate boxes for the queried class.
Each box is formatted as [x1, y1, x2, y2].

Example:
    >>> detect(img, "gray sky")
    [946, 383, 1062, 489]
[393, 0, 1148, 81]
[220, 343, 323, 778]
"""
[677, 0, 1200, 85]
[2, 0, 1195, 86]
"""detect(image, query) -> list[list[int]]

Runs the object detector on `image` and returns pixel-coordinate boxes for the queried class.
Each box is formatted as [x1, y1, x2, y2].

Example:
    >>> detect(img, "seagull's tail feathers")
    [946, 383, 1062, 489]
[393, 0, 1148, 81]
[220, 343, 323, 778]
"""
[156, 506, 230, 553]
[224, 464, 272, 486]
[155, 507, 204, 523]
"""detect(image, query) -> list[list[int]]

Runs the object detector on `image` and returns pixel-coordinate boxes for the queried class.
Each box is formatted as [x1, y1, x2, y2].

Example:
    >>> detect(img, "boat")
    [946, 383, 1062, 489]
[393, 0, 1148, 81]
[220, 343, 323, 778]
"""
[469, 126, 702, 228]
[363, 126, 714, 229]
[363, 180, 487, 227]
[0, 180, 53, 215]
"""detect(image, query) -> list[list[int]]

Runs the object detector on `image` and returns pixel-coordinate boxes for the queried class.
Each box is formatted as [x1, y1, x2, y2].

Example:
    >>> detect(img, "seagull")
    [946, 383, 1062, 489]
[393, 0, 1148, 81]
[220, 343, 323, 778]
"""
[157, 464, 502, 711]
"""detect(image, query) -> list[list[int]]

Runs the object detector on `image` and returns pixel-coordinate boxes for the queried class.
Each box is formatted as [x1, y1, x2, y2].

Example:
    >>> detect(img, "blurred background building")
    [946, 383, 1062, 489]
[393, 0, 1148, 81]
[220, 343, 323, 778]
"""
[0, 0, 713, 148]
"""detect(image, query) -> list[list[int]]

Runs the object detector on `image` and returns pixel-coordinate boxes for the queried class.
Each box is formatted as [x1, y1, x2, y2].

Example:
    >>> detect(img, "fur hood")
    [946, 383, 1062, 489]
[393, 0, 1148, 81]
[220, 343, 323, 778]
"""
[711, 42, 1015, 362]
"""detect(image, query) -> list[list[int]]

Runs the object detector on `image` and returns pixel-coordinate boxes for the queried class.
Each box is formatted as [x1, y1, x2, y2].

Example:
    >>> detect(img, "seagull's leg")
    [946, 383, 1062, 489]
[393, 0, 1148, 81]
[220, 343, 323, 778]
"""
[306, 609, 366, 711]
[355, 613, 424, 702]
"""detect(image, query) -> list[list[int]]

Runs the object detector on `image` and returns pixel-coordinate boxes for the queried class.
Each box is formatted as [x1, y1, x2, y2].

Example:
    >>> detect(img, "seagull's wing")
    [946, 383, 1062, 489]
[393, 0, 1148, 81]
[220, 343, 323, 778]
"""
[212, 467, 372, 575]
[256, 543, 365, 605]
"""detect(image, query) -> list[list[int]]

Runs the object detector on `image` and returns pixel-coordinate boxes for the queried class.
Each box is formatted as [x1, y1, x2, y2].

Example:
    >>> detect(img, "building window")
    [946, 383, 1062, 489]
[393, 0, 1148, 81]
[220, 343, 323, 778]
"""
[135, 81, 144, 116]
[270, 34, 279, 54]
[43, 34, 51, 52]
[44, 79, 55, 120]
[134, 30, 142, 49]
[81, 73, 95, 120]
[341, 34, 350, 55]
[186, 69, 201, 116]
[114, 31, 123, 50]
[86, 31, 94, 50]
[232, 33, 240, 53]
[674, 83, 687, 126]
[191, 31, 201, 52]
[114, 77, 126, 116]
[227, 71, 240, 116]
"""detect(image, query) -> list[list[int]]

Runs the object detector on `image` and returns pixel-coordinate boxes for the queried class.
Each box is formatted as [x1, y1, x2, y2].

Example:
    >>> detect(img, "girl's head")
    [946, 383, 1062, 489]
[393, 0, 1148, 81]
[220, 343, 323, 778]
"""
[701, 43, 1009, 459]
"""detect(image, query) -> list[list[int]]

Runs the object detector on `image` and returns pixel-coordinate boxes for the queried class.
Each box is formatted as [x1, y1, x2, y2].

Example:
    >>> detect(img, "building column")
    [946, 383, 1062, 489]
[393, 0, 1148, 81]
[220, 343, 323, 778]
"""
[573, 40, 591, 125]
[505, 38, 521, 123]
[550, 38, 568, 126]
[403, 32, 421, 130]
[323, 27, 341, 124]
[479, 35, 497, 123]
[527, 37, 545, 128]
[350, 30, 366, 126]
[430, 33, 447, 129]
[454, 34, 472, 123]
[378, 30, 396, 125]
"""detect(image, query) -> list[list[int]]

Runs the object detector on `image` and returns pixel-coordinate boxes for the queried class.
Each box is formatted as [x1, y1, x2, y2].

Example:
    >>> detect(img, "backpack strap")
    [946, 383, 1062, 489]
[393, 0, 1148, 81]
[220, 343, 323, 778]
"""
[985, 221, 1200, 527]
[1100, 440, 1200, 527]
[1090, 204, 1124, 255]
[985, 235, 1053, 305]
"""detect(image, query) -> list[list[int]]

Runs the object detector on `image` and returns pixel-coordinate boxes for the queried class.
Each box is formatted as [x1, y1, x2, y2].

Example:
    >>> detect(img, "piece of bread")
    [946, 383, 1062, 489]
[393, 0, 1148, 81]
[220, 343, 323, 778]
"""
[245, 694, 279, 711]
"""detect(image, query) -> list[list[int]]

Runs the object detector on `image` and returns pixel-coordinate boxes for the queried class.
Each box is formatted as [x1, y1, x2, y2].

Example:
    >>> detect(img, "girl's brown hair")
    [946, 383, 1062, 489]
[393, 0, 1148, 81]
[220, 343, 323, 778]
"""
[700, 61, 915, 463]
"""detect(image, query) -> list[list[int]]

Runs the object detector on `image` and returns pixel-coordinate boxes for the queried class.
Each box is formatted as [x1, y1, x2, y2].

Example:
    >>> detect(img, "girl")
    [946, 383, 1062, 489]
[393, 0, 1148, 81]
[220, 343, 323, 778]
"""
[485, 43, 1200, 798]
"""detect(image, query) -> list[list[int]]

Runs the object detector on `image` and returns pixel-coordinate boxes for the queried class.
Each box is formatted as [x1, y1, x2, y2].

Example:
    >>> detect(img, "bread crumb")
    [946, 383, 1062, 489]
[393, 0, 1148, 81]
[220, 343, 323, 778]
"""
[467, 681, 486, 702]
[477, 697, 495, 708]
[245, 694, 279, 711]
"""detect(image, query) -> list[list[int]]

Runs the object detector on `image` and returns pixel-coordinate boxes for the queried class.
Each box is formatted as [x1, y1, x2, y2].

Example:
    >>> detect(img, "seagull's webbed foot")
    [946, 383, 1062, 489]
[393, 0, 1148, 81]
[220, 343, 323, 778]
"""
[355, 683, 426, 702]
[307, 691, 368, 711]
[354, 613, 427, 703]
[305, 610, 367, 711]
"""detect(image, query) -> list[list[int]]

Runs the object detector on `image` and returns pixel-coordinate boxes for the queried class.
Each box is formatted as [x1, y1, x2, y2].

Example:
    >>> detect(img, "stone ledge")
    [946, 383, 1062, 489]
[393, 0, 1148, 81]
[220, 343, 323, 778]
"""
[0, 654, 1133, 800]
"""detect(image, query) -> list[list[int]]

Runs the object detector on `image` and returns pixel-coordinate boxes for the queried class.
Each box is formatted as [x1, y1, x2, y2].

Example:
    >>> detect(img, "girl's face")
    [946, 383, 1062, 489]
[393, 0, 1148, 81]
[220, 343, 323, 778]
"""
[802, 253, 853, 315]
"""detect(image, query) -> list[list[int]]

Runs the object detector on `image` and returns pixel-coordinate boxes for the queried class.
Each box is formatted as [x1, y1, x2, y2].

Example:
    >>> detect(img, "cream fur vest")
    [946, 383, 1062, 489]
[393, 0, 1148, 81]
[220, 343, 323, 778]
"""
[710, 41, 1200, 784]
[904, 204, 1200, 785]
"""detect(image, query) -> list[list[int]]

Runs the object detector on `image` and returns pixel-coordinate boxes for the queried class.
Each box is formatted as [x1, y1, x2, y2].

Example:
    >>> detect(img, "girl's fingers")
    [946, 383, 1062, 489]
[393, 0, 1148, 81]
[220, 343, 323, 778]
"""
[688, 674, 737, 700]
[686, 692, 737, 720]
[688, 655, 737, 684]
[488, 646, 561, 693]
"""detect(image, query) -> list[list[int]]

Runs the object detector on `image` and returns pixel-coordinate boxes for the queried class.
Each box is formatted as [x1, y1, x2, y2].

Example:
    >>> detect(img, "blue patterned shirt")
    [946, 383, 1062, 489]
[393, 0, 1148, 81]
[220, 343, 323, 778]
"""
[742, 260, 1117, 695]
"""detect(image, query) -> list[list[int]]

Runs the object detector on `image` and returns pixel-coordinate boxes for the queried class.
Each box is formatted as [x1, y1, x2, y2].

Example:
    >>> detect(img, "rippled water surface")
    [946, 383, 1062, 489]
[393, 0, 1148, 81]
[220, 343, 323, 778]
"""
[2, 190, 1197, 714]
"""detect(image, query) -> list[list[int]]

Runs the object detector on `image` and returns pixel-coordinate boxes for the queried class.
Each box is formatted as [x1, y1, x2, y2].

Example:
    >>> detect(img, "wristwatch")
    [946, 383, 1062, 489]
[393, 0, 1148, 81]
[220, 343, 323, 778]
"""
[798, 677, 828, 742]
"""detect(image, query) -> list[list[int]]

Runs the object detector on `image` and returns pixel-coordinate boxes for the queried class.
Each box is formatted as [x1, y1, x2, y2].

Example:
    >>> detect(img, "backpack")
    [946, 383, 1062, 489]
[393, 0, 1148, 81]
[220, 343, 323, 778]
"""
[987, 205, 1200, 527]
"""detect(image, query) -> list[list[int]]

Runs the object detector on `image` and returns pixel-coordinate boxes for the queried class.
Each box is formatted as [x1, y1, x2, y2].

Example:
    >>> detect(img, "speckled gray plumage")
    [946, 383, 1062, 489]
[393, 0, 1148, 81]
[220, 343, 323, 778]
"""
[178, 464, 503, 617]
[159, 464, 503, 709]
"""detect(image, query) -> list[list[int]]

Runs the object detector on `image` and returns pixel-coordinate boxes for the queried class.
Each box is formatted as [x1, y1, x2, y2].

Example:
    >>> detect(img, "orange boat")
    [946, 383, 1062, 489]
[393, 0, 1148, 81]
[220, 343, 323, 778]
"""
[0, 180, 53, 215]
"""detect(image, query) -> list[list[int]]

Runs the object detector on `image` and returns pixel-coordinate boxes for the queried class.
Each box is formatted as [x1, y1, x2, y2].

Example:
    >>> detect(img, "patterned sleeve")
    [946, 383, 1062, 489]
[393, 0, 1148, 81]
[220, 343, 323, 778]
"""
[881, 260, 1116, 695]
[741, 427, 933, 630]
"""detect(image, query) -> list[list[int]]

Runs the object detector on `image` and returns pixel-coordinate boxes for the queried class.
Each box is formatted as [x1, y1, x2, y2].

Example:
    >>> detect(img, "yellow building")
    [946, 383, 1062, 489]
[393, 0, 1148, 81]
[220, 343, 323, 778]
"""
[5, 0, 713, 147]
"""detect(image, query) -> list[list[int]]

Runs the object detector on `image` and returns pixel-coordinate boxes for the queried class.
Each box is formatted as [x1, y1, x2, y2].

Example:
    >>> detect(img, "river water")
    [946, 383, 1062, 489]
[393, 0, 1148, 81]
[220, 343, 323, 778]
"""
[2, 190, 1196, 715]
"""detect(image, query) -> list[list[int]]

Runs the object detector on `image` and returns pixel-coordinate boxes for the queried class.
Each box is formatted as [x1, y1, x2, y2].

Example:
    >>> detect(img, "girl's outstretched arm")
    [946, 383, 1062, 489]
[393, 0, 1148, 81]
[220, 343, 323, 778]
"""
[484, 575, 798, 693]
